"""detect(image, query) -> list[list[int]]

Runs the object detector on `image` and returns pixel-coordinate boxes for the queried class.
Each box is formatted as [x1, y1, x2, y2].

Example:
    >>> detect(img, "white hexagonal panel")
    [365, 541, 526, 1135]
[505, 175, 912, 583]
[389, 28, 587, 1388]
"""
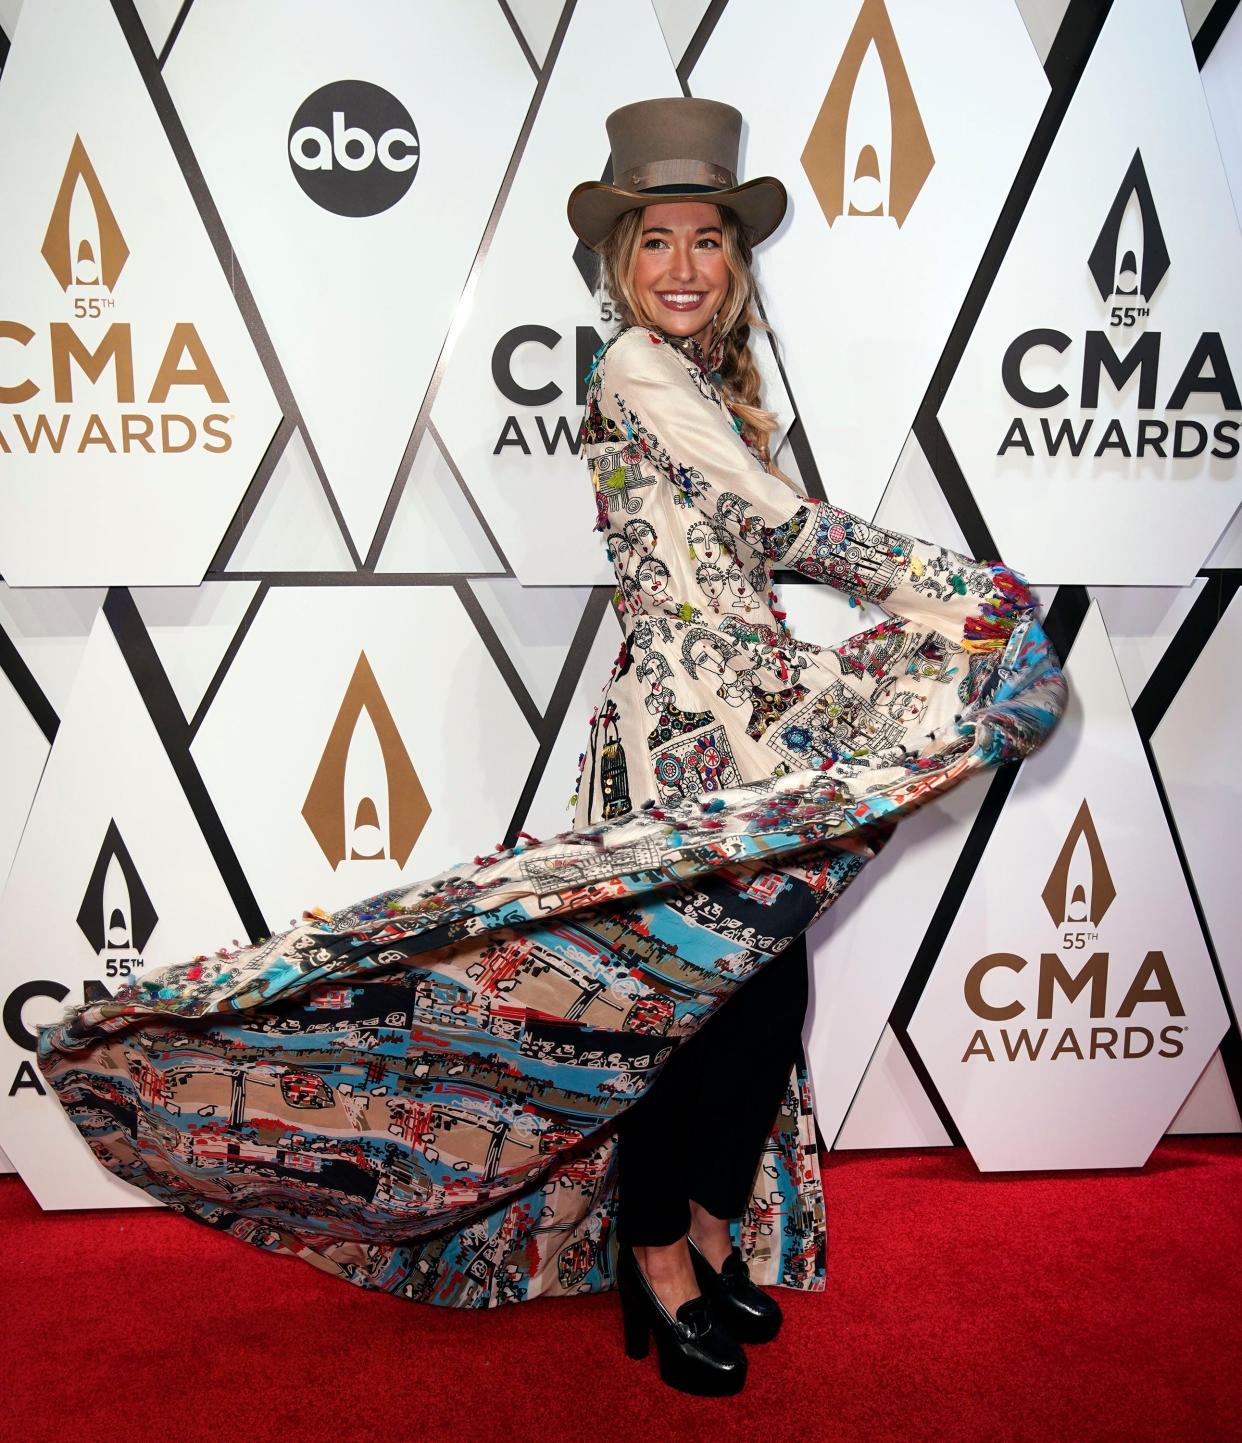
[939, 0, 1242, 585]
[1152, 587, 1242, 1023]
[909, 602, 1229, 1170]
[0, 0, 282, 585]
[190, 585, 539, 925]
[691, 0, 1048, 523]
[163, 1, 535, 563]
[0, 610, 248, 1207]
[430, 0, 685, 586]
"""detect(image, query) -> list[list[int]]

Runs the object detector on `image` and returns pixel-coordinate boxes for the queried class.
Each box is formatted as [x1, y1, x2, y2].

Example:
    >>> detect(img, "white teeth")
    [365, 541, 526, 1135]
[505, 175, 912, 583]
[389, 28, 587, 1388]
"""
[659, 292, 704, 303]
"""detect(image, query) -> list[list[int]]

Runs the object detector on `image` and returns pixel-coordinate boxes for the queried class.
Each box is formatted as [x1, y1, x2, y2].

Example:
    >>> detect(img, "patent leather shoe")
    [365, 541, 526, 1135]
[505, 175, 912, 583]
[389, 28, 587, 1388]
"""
[687, 1235, 782, 1344]
[616, 1241, 747, 1396]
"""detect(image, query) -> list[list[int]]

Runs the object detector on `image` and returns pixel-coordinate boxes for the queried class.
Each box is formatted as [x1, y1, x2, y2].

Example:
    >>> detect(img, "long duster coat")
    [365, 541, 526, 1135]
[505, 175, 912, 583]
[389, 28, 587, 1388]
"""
[34, 325, 1066, 1309]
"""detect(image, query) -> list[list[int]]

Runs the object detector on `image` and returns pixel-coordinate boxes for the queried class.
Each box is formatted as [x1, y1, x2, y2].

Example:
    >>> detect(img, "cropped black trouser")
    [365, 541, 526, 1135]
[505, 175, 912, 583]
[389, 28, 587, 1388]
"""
[614, 931, 810, 1247]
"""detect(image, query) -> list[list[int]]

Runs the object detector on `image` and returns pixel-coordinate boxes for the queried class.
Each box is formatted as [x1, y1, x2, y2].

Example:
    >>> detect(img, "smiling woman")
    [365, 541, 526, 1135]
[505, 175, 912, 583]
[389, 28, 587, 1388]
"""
[34, 96, 1063, 1410]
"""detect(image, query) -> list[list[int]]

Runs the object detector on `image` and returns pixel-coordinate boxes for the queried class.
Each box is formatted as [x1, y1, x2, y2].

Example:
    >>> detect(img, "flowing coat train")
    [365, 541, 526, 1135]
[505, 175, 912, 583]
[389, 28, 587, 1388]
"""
[36, 325, 1065, 1308]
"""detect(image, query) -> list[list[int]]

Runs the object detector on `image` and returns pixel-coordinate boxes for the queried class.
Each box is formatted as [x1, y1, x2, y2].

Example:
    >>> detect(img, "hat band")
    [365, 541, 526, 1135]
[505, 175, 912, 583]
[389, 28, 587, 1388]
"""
[618, 158, 738, 192]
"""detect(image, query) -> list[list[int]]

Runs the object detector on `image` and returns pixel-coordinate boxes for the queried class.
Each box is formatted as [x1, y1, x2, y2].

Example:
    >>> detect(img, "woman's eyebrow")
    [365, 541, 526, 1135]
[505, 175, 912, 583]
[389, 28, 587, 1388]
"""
[640, 225, 723, 236]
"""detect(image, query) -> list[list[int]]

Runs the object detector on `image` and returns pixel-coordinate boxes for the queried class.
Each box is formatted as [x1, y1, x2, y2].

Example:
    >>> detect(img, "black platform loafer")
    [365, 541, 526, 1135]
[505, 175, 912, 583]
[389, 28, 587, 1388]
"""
[616, 1242, 747, 1396]
[687, 1235, 783, 1344]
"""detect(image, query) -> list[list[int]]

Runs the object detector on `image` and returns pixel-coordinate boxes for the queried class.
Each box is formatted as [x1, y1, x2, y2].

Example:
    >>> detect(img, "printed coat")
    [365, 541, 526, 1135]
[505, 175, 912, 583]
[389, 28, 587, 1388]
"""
[573, 325, 1012, 829]
[34, 325, 1066, 1310]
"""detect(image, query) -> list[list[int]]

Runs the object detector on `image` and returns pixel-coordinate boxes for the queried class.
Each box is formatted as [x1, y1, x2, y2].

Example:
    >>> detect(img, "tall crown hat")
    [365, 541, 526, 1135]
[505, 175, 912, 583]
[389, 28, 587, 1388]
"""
[567, 96, 787, 252]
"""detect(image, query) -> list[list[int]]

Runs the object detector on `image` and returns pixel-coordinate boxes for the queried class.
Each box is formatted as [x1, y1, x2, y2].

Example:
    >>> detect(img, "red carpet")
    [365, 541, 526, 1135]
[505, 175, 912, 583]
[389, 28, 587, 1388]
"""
[4, 1138, 1239, 1443]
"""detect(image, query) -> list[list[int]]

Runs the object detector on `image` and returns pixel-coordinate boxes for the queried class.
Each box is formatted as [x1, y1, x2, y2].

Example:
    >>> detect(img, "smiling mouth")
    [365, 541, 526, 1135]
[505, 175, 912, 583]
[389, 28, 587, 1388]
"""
[655, 291, 707, 310]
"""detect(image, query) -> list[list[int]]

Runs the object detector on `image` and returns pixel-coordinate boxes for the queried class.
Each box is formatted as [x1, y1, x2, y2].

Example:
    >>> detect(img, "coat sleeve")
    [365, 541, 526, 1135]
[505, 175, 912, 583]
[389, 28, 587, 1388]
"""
[598, 328, 922, 606]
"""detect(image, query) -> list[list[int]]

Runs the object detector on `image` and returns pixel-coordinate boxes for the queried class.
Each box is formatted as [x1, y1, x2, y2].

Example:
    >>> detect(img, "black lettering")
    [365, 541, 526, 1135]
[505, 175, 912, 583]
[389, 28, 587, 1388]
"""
[535, 414, 582, 457]
[1136, 418, 1169, 457]
[1002, 329, 1070, 407]
[9, 1059, 46, 1097]
[1212, 419, 1240, 459]
[1172, 419, 1208, 459]
[493, 416, 531, 455]
[998, 417, 1034, 456]
[1081, 329, 1160, 408]
[492, 325, 561, 407]
[1039, 416, 1092, 457]
[4, 979, 69, 1051]
[1165, 331, 1241, 410]
[1093, 418, 1132, 457]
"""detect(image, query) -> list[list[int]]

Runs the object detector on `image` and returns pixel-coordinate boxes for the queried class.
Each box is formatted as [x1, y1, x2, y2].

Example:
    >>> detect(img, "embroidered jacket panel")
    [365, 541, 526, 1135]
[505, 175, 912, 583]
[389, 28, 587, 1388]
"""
[571, 324, 997, 830]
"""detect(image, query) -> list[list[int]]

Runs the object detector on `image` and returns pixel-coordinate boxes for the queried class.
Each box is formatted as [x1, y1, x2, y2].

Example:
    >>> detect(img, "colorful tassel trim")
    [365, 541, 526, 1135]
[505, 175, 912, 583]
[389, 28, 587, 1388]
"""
[962, 564, 1037, 654]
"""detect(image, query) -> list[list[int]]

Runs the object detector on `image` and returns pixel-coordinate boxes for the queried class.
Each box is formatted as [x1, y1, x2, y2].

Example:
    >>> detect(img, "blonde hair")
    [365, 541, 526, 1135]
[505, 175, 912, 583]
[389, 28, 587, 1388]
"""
[595, 204, 800, 492]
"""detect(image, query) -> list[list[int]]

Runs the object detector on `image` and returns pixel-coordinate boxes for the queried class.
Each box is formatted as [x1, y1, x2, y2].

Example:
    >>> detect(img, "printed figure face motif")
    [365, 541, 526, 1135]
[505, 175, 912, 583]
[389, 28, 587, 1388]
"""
[620, 574, 642, 613]
[873, 677, 927, 723]
[606, 530, 632, 571]
[687, 521, 728, 564]
[637, 652, 671, 689]
[623, 519, 657, 557]
[636, 557, 670, 600]
[689, 639, 727, 678]
[695, 563, 727, 602]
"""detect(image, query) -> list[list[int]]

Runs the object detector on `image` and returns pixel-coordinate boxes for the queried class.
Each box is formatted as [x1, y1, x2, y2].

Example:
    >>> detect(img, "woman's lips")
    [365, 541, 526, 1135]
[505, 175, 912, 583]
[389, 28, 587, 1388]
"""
[655, 291, 707, 312]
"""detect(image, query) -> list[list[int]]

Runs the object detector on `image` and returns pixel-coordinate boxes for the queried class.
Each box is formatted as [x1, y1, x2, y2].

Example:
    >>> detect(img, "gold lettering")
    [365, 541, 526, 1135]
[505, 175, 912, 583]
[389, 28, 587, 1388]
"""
[1038, 950, 1108, 1018]
[50, 322, 134, 403]
[120, 414, 156, 453]
[148, 323, 227, 403]
[1116, 951, 1184, 1017]
[961, 1029, 995, 1062]
[0, 320, 37, 403]
[964, 952, 1026, 1021]
[13, 411, 70, 452]
[76, 413, 116, 452]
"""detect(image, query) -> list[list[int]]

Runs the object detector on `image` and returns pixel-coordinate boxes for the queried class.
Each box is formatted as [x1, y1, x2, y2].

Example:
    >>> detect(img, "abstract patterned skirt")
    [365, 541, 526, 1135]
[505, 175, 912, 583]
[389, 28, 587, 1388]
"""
[35, 605, 1065, 1309]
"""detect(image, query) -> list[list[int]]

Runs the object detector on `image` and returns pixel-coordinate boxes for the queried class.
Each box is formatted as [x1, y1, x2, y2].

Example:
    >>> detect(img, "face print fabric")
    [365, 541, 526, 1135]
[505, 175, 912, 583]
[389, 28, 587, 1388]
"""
[573, 325, 1038, 833]
[33, 324, 1065, 1311]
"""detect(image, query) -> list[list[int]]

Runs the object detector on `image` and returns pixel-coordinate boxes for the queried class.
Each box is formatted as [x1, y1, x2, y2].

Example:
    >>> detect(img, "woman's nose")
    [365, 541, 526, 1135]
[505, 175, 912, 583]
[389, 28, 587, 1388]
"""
[666, 245, 698, 281]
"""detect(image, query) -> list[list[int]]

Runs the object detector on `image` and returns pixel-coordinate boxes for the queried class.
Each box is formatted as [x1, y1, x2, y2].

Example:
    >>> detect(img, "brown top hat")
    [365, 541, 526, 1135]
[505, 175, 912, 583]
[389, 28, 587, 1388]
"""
[567, 97, 787, 253]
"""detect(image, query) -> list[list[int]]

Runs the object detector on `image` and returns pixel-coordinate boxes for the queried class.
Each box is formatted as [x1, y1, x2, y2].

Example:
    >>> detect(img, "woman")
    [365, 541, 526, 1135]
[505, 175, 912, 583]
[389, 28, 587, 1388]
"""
[34, 99, 1064, 1402]
[564, 97, 1059, 1395]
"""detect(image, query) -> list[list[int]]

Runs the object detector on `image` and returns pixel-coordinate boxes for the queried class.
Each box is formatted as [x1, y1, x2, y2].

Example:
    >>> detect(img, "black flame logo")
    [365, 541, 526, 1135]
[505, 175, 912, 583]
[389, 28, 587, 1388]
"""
[1087, 149, 1170, 305]
[75, 819, 158, 955]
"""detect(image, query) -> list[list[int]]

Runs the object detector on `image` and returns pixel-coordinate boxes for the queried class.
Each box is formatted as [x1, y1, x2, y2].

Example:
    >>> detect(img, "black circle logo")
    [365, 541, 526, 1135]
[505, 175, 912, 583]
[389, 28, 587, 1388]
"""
[288, 79, 420, 217]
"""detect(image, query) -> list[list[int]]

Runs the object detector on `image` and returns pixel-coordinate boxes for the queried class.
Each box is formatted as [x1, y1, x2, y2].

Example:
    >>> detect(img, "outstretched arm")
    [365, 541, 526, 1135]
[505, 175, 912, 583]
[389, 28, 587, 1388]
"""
[597, 327, 1027, 646]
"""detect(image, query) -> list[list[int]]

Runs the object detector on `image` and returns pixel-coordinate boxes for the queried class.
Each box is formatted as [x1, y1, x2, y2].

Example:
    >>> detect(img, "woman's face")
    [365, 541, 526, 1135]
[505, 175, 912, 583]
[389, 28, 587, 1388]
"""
[633, 201, 730, 351]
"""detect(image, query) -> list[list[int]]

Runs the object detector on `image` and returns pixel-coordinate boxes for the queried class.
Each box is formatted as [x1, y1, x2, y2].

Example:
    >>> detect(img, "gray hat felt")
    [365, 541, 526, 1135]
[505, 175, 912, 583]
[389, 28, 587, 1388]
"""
[567, 97, 787, 252]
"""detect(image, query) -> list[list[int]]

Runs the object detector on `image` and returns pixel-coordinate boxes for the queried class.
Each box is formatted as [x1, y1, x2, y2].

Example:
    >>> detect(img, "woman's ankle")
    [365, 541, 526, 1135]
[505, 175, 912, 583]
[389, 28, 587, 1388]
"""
[687, 1199, 735, 1271]
[630, 1237, 701, 1313]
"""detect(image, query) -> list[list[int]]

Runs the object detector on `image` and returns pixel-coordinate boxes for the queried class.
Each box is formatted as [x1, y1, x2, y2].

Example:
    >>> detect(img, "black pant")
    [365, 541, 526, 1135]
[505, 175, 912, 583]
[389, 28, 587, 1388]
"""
[614, 931, 810, 1246]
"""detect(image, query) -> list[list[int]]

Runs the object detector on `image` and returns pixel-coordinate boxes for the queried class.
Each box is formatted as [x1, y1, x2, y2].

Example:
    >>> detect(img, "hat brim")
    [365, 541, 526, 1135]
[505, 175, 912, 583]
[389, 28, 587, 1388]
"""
[566, 176, 788, 253]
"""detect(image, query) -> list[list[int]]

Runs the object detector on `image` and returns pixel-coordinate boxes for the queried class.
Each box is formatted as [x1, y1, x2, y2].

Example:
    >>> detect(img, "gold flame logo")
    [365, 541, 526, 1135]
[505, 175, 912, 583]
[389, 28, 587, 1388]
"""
[302, 651, 431, 869]
[1041, 799, 1116, 928]
[801, 0, 934, 227]
[41, 135, 130, 292]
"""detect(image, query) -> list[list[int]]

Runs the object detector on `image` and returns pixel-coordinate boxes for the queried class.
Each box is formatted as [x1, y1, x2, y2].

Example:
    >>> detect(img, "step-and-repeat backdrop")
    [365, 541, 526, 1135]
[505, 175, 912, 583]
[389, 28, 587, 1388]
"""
[1, 0, 1240, 1208]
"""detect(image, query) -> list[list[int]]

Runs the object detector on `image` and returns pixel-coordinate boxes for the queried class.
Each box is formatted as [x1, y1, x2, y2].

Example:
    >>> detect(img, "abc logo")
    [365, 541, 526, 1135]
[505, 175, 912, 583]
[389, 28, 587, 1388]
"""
[288, 79, 420, 217]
